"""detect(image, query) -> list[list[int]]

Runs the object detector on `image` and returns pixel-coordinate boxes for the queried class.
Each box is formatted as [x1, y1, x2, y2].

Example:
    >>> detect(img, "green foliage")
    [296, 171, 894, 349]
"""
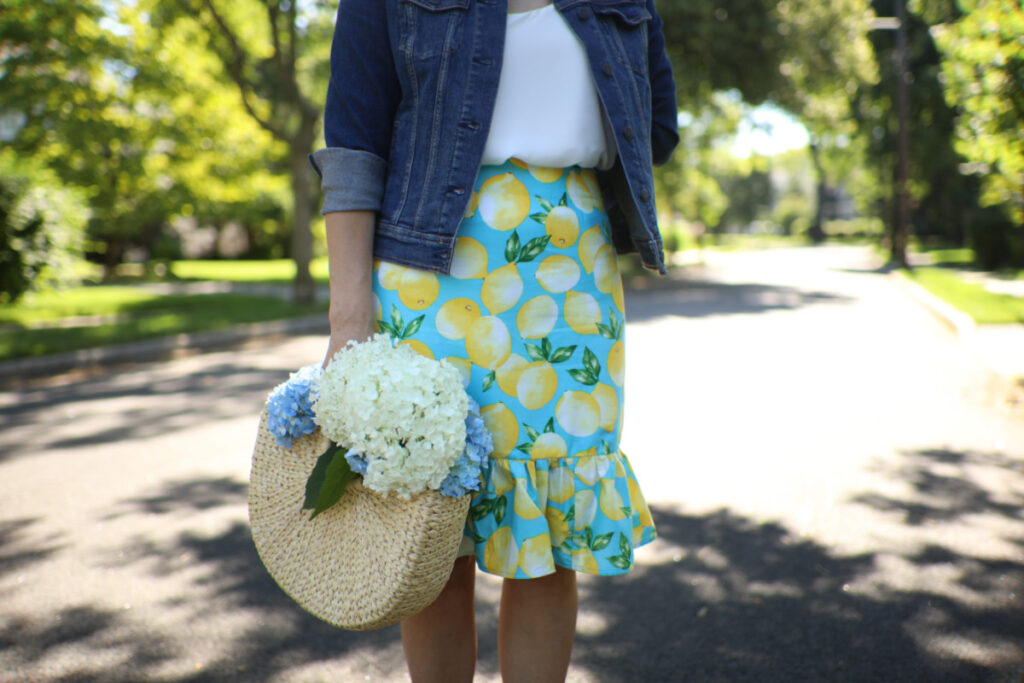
[906, 267, 1024, 324]
[0, 151, 88, 304]
[929, 1, 1024, 232]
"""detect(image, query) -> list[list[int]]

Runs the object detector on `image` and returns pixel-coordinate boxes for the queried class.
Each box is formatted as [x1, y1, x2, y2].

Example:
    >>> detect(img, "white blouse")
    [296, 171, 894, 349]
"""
[480, 3, 617, 170]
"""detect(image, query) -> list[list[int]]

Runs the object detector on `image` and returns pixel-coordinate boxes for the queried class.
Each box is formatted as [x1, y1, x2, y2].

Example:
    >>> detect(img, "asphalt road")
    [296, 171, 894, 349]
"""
[2, 245, 1022, 682]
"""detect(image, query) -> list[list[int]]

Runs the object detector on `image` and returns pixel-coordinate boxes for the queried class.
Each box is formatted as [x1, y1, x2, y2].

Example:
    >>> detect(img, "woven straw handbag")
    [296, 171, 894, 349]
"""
[248, 410, 471, 630]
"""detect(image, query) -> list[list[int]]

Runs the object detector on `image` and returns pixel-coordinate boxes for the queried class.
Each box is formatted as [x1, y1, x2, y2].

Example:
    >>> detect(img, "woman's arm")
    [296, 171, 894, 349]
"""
[322, 210, 377, 367]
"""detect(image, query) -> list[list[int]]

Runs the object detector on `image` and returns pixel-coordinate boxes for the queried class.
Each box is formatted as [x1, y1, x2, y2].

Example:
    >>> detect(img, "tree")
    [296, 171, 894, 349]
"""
[928, 0, 1023, 266]
[144, 0, 334, 302]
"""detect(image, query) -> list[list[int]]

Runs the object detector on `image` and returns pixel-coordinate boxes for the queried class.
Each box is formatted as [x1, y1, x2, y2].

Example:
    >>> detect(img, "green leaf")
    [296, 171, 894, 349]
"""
[525, 342, 546, 362]
[470, 498, 496, 521]
[568, 368, 599, 385]
[560, 538, 578, 552]
[563, 504, 576, 522]
[529, 212, 548, 224]
[505, 231, 521, 263]
[558, 192, 568, 207]
[524, 423, 540, 441]
[548, 345, 577, 364]
[482, 371, 496, 392]
[541, 337, 553, 358]
[494, 496, 508, 524]
[390, 304, 403, 332]
[595, 323, 615, 339]
[569, 532, 589, 548]
[583, 347, 601, 376]
[517, 235, 551, 263]
[585, 527, 594, 548]
[310, 449, 357, 519]
[537, 195, 554, 212]
[591, 532, 614, 551]
[515, 442, 534, 455]
[618, 533, 632, 557]
[401, 315, 424, 339]
[621, 506, 633, 519]
[543, 418, 555, 433]
[303, 444, 344, 511]
[471, 532, 486, 544]
[608, 555, 632, 570]
[376, 320, 398, 336]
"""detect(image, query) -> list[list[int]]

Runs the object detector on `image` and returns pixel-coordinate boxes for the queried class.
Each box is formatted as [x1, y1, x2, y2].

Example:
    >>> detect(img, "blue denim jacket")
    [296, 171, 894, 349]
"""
[309, 0, 679, 274]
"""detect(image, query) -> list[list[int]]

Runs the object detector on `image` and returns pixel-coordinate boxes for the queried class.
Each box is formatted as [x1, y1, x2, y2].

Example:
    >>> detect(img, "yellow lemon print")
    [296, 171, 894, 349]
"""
[578, 226, 605, 274]
[398, 269, 440, 310]
[555, 391, 601, 437]
[536, 255, 581, 293]
[548, 465, 575, 503]
[607, 340, 625, 387]
[593, 244, 619, 295]
[575, 452, 610, 486]
[573, 548, 599, 574]
[481, 262, 524, 314]
[534, 467, 550, 510]
[398, 339, 434, 359]
[495, 354, 528, 397]
[484, 526, 519, 577]
[481, 402, 518, 458]
[466, 316, 512, 369]
[443, 356, 472, 387]
[513, 478, 543, 520]
[573, 488, 598, 528]
[567, 169, 597, 213]
[372, 293, 383, 324]
[599, 479, 628, 521]
[546, 507, 570, 546]
[464, 189, 480, 218]
[516, 361, 558, 410]
[628, 476, 654, 527]
[478, 172, 530, 231]
[564, 291, 601, 335]
[518, 533, 554, 577]
[516, 295, 559, 339]
[590, 383, 619, 432]
[435, 298, 482, 340]
[612, 276, 625, 312]
[545, 205, 580, 248]
[529, 164, 565, 184]
[377, 260, 404, 290]
[531, 432, 568, 460]
[451, 236, 488, 279]
[492, 461, 516, 495]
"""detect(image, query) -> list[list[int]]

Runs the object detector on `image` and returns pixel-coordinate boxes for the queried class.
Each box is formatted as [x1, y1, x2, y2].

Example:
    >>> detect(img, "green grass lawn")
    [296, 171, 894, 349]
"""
[1, 286, 327, 361]
[170, 257, 330, 283]
[905, 267, 1024, 325]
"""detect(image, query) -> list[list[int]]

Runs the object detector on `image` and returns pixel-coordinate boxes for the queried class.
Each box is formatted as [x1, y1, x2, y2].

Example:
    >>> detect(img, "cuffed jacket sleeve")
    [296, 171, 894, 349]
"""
[309, 0, 401, 214]
[646, 0, 679, 167]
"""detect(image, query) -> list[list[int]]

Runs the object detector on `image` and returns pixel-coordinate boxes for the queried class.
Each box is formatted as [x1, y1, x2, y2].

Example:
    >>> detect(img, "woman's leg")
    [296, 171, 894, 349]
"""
[401, 555, 478, 683]
[498, 566, 578, 682]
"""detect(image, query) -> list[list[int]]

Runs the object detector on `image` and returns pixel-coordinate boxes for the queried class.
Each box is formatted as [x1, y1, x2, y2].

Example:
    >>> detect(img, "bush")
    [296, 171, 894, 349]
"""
[0, 151, 89, 304]
[967, 206, 1022, 270]
[823, 217, 885, 240]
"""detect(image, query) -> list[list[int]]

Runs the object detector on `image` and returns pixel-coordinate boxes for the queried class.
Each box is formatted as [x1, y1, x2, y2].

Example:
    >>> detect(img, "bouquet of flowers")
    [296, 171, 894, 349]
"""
[264, 334, 492, 518]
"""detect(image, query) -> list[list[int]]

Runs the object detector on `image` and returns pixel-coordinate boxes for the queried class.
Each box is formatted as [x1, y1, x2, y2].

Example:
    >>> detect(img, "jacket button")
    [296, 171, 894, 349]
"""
[602, 63, 613, 78]
[640, 188, 650, 202]
[452, 187, 466, 195]
[577, 6, 590, 20]
[623, 126, 635, 141]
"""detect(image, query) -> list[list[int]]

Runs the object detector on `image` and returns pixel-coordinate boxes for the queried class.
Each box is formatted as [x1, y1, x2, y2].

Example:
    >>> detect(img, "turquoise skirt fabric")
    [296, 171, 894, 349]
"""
[372, 159, 656, 578]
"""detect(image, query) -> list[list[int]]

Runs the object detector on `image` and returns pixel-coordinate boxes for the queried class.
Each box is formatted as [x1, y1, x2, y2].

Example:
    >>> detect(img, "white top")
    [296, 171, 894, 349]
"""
[481, 3, 617, 170]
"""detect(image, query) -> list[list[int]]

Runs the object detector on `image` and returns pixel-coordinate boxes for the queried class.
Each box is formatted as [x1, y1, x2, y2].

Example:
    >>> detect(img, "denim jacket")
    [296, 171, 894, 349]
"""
[309, 0, 679, 274]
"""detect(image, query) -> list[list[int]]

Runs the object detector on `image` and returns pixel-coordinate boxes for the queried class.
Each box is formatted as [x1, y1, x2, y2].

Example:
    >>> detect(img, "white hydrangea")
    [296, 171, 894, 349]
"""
[313, 334, 469, 497]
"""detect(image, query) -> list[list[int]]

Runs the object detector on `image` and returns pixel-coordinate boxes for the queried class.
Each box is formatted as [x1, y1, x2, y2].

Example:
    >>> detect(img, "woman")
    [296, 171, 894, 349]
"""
[310, 0, 678, 679]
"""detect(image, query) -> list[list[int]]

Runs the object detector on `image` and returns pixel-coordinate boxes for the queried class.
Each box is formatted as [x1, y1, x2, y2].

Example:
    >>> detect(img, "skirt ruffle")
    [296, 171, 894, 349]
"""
[466, 450, 656, 578]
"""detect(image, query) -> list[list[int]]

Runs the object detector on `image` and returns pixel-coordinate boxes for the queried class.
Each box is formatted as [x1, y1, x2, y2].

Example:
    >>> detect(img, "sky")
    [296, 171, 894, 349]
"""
[731, 104, 810, 158]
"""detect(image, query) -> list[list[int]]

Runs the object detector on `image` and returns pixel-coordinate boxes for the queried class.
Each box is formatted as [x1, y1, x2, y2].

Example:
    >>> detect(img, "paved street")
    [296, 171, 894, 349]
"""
[2, 245, 1022, 682]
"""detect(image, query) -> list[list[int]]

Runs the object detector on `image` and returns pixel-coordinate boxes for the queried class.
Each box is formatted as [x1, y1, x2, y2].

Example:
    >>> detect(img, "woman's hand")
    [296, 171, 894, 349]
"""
[321, 209, 378, 368]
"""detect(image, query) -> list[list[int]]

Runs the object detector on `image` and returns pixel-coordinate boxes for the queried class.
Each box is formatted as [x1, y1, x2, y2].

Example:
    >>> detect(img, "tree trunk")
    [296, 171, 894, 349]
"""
[807, 140, 826, 244]
[290, 134, 316, 304]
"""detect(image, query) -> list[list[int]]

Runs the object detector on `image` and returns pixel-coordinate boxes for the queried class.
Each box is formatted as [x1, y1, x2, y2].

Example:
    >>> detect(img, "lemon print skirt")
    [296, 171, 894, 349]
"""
[373, 159, 656, 578]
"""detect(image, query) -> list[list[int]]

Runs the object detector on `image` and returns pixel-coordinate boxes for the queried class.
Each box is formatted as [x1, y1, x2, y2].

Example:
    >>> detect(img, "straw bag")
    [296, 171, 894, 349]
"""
[248, 409, 471, 630]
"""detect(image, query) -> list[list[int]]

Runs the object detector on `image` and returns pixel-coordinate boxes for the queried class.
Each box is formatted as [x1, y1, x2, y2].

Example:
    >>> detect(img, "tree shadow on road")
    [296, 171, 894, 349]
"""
[4, 445, 1022, 682]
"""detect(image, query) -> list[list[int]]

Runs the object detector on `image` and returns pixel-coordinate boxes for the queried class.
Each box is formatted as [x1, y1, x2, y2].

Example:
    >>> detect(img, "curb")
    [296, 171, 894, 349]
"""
[888, 270, 977, 339]
[0, 314, 328, 385]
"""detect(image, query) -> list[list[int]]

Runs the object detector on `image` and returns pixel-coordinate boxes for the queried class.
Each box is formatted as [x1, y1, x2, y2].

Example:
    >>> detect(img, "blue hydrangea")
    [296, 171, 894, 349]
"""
[438, 397, 492, 497]
[265, 364, 322, 448]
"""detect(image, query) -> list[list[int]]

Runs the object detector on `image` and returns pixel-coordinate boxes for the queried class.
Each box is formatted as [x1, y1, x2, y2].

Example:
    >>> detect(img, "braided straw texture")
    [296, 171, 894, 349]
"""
[248, 410, 470, 630]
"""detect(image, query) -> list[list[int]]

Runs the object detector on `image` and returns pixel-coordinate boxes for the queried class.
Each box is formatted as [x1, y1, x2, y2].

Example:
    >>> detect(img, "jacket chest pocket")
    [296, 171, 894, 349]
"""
[399, 0, 470, 59]
[591, 0, 650, 77]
